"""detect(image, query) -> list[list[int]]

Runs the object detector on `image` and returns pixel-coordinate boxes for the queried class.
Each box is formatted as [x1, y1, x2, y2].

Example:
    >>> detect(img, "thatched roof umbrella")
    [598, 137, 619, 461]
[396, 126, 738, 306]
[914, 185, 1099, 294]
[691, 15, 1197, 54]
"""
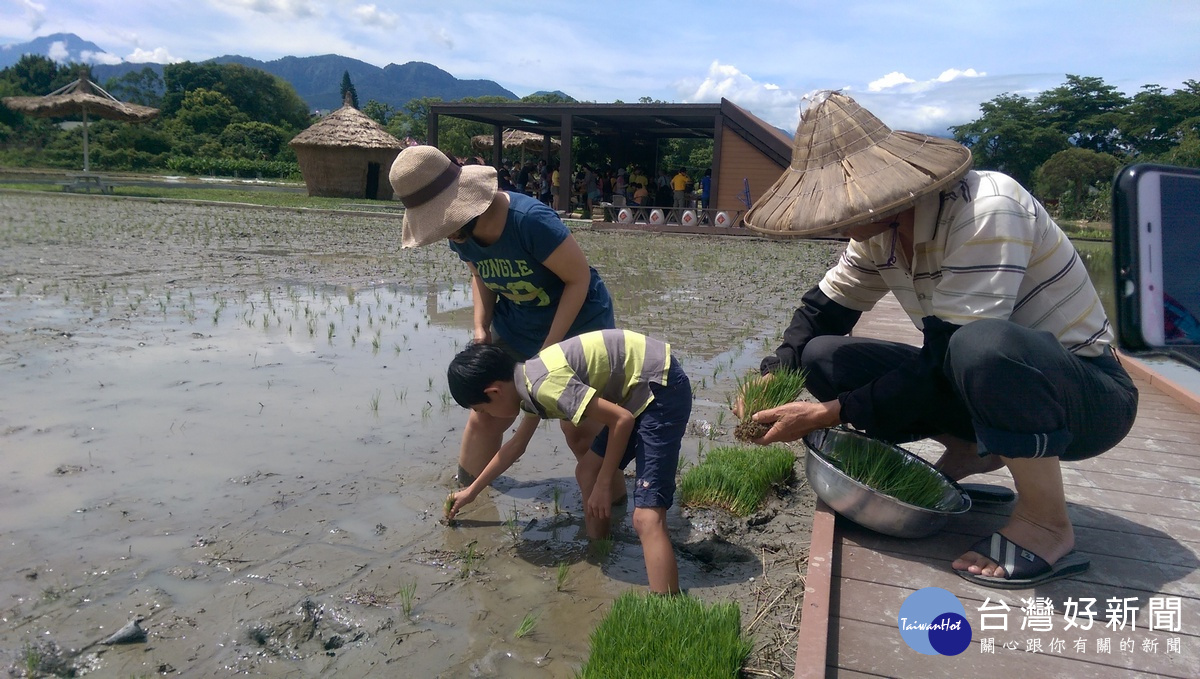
[471, 129, 559, 164]
[2, 71, 159, 172]
[289, 97, 405, 199]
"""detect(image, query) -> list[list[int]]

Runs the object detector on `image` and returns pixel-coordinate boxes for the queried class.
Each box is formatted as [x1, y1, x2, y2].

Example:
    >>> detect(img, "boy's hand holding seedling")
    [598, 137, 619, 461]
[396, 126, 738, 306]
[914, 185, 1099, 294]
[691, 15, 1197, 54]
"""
[446, 488, 477, 520]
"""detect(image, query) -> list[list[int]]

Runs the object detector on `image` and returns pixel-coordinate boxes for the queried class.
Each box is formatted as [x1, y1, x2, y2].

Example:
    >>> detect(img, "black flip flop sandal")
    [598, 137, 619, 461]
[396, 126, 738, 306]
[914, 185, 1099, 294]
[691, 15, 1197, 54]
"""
[960, 483, 1016, 506]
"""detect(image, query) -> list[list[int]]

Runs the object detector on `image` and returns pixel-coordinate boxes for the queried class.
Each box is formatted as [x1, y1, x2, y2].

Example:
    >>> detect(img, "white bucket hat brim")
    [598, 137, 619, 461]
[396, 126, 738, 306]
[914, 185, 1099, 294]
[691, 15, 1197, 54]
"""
[389, 145, 498, 248]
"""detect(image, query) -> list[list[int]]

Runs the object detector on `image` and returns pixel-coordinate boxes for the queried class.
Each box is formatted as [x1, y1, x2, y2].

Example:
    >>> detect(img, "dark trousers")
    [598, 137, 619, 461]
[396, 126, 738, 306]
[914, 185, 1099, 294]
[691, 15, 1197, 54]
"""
[801, 319, 1138, 460]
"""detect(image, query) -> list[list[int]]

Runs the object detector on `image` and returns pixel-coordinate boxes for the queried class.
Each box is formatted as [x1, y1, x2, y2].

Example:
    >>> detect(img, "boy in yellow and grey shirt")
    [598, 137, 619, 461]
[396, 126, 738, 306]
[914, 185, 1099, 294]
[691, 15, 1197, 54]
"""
[446, 329, 691, 594]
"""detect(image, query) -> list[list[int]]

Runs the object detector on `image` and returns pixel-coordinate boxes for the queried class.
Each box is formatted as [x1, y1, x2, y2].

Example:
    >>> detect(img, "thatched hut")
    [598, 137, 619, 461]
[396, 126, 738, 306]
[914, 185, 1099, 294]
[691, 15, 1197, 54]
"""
[289, 99, 403, 200]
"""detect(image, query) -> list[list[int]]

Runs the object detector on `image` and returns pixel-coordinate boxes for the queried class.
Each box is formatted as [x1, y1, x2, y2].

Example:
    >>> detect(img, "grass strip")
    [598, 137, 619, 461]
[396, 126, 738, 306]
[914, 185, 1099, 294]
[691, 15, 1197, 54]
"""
[820, 433, 949, 510]
[578, 591, 751, 679]
[679, 445, 794, 516]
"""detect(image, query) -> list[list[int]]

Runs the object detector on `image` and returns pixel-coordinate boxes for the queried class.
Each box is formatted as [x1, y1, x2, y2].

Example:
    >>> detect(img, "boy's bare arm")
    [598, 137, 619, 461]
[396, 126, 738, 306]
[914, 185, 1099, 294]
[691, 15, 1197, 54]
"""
[448, 414, 540, 517]
[580, 397, 634, 521]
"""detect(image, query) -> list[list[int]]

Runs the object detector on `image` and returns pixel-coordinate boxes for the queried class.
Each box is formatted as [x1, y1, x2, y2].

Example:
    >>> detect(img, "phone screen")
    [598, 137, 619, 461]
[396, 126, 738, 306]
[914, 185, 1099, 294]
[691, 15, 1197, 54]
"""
[1152, 172, 1200, 345]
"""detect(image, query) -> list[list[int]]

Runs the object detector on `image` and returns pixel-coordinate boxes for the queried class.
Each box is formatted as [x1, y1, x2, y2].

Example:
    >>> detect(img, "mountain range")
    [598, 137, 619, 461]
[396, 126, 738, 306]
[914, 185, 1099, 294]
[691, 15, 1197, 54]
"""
[0, 33, 521, 112]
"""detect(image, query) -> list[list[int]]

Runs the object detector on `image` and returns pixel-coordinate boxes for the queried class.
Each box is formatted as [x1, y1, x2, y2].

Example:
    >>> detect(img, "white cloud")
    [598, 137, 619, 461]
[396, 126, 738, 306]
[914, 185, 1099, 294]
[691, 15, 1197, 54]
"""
[81, 49, 122, 65]
[352, 4, 398, 30]
[936, 68, 985, 83]
[434, 27, 454, 49]
[681, 61, 805, 131]
[868, 72, 916, 92]
[46, 39, 68, 62]
[126, 47, 182, 63]
[221, 0, 317, 18]
[18, 0, 46, 32]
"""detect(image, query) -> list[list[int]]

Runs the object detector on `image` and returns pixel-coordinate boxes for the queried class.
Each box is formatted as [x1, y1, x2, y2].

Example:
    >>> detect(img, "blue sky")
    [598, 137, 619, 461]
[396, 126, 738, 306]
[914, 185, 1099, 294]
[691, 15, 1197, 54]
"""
[3, 0, 1199, 135]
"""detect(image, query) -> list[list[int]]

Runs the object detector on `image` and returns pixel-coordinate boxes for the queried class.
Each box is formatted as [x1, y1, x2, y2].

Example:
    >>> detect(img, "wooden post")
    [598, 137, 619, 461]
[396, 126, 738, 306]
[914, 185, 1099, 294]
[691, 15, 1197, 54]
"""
[558, 114, 573, 214]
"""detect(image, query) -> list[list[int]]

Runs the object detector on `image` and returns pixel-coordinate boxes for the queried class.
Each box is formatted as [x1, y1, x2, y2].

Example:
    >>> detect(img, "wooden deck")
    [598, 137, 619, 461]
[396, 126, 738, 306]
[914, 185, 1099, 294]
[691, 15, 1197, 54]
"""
[794, 296, 1200, 678]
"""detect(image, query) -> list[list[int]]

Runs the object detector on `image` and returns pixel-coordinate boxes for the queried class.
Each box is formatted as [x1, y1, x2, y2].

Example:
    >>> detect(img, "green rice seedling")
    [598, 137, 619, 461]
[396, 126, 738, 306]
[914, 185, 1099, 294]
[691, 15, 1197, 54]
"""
[590, 537, 614, 560]
[555, 562, 569, 592]
[514, 612, 540, 639]
[578, 592, 751, 679]
[327, 322, 335, 343]
[820, 434, 949, 510]
[551, 486, 563, 516]
[679, 445, 794, 516]
[397, 580, 417, 618]
[457, 541, 481, 579]
[369, 390, 380, 414]
[733, 367, 806, 442]
[421, 402, 433, 419]
[503, 503, 521, 541]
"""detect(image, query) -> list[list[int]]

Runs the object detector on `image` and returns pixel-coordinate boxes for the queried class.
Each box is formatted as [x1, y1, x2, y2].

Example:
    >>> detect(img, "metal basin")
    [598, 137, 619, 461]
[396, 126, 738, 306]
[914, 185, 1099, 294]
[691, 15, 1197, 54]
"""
[803, 428, 971, 539]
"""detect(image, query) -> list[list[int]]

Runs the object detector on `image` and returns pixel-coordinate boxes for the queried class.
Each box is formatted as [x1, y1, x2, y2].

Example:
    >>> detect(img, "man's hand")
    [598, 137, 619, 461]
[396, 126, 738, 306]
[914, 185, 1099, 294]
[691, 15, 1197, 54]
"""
[473, 327, 492, 344]
[731, 372, 773, 419]
[751, 399, 841, 445]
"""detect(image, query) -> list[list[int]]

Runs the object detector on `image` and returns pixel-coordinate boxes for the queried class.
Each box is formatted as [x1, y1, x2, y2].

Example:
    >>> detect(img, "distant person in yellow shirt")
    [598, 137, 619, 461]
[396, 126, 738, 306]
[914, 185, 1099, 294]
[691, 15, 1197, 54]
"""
[671, 167, 690, 209]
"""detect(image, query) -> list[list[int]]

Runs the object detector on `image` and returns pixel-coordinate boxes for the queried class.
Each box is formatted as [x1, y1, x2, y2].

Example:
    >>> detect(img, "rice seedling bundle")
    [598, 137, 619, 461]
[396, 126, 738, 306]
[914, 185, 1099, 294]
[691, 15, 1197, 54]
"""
[679, 445, 794, 516]
[819, 433, 949, 510]
[579, 592, 751, 679]
[733, 367, 806, 441]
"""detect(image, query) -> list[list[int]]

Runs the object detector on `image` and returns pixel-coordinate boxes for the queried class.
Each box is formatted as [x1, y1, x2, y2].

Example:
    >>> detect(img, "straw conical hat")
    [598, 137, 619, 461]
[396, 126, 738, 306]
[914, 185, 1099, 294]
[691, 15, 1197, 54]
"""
[744, 92, 972, 238]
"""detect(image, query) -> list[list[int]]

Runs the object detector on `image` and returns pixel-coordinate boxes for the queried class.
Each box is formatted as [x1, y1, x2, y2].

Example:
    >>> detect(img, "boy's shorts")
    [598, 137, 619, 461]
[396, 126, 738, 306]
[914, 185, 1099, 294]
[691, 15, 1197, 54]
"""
[590, 358, 691, 509]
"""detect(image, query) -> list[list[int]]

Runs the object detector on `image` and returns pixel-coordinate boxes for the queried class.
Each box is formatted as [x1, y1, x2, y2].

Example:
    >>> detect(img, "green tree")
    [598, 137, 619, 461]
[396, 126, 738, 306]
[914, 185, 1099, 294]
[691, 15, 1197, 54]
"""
[2, 54, 75, 96]
[362, 99, 394, 126]
[104, 66, 163, 107]
[658, 138, 713, 177]
[219, 121, 287, 159]
[173, 88, 244, 136]
[521, 92, 576, 104]
[340, 71, 359, 109]
[162, 62, 309, 131]
[1034, 75, 1129, 154]
[387, 96, 441, 142]
[1033, 147, 1121, 215]
[951, 93, 1068, 187]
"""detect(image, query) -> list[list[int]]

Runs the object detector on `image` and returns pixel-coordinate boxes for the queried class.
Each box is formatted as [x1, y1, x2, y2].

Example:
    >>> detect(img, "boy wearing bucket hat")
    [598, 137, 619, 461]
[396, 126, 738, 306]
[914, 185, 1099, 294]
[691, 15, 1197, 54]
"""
[389, 146, 622, 496]
[741, 92, 1138, 589]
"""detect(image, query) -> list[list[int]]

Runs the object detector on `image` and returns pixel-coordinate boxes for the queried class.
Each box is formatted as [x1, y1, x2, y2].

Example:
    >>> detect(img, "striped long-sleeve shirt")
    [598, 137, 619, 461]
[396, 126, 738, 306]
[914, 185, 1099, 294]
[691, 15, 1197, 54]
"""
[514, 329, 672, 425]
[820, 171, 1112, 356]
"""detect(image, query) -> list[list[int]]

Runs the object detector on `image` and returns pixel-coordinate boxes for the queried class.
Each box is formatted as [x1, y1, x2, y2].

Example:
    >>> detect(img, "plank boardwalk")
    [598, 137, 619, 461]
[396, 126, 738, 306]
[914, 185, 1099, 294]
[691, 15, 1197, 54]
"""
[794, 295, 1200, 678]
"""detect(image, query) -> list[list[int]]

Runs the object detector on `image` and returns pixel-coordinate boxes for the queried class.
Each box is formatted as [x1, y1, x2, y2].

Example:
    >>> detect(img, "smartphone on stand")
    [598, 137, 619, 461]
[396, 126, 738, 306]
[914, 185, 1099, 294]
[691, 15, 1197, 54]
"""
[1112, 163, 1200, 368]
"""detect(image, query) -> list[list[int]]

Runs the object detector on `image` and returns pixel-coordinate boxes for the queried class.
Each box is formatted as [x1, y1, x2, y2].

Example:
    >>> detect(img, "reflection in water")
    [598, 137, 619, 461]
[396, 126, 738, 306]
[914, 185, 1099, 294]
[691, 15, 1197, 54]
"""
[1076, 239, 1115, 324]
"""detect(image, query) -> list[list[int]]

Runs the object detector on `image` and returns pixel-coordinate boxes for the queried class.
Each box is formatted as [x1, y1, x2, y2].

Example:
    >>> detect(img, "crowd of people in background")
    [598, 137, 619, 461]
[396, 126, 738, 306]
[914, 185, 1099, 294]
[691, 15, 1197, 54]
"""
[464, 155, 711, 218]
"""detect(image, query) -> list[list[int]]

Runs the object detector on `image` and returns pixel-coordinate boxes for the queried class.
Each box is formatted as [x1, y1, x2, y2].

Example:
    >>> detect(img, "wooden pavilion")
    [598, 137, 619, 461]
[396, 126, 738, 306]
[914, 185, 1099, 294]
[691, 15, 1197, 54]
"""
[428, 98, 792, 218]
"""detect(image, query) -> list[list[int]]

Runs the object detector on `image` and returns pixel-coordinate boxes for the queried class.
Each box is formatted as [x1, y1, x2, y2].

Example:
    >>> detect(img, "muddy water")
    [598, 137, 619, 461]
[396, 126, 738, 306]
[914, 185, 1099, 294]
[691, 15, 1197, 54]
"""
[0, 192, 842, 677]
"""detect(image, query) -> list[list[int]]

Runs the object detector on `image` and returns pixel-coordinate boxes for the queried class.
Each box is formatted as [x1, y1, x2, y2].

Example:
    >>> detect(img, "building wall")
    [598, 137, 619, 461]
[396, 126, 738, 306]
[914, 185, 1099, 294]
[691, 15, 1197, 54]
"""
[295, 147, 400, 200]
[716, 127, 787, 214]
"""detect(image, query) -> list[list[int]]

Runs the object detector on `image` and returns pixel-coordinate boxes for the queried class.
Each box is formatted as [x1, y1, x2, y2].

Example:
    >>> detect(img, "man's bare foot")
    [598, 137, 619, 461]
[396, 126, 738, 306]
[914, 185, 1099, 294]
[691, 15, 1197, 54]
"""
[952, 513, 1075, 578]
[933, 438, 1003, 481]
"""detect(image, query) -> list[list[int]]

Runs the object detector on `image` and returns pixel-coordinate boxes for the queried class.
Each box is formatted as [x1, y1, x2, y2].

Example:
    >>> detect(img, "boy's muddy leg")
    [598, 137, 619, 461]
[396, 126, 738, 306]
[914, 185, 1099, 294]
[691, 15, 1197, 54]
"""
[456, 410, 516, 486]
[562, 419, 627, 504]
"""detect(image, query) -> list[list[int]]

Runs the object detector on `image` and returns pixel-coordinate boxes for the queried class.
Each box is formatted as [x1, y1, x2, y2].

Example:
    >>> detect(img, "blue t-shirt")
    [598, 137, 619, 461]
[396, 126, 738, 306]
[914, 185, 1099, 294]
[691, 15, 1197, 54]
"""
[449, 192, 614, 358]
